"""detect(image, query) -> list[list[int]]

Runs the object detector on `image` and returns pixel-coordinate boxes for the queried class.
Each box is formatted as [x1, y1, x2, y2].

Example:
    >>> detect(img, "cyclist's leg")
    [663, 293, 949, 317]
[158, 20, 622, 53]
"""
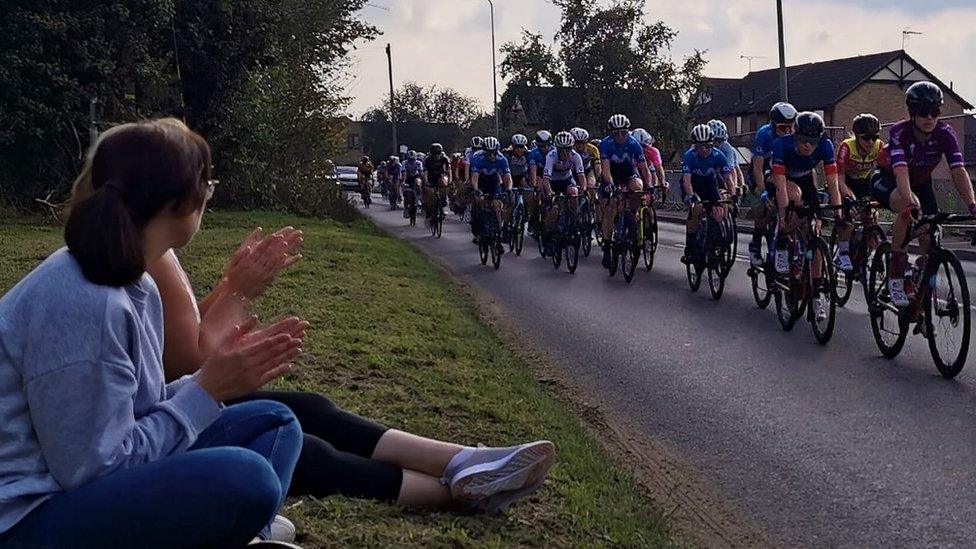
[914, 180, 939, 253]
[774, 180, 804, 273]
[544, 182, 564, 233]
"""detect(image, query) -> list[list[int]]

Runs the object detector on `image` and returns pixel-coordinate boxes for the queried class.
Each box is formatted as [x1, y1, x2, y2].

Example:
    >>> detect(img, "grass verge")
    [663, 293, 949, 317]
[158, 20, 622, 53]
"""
[0, 211, 672, 548]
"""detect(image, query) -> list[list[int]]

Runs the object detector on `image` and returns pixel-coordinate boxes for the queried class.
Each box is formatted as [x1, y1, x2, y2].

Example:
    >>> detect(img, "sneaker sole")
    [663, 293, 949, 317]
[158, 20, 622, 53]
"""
[451, 441, 556, 501]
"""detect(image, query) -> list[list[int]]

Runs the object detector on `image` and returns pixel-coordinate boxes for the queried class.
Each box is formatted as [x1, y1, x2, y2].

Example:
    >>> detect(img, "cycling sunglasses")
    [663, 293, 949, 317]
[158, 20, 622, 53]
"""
[612, 130, 630, 136]
[913, 106, 941, 118]
[775, 123, 795, 133]
[856, 133, 880, 141]
[796, 135, 819, 146]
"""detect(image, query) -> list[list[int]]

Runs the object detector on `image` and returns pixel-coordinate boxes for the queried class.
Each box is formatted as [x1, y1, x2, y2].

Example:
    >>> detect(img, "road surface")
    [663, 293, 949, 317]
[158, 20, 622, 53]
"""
[362, 197, 976, 548]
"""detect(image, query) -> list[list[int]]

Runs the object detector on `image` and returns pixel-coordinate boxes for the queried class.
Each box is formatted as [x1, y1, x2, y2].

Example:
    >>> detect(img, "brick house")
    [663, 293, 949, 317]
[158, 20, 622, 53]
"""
[689, 50, 976, 204]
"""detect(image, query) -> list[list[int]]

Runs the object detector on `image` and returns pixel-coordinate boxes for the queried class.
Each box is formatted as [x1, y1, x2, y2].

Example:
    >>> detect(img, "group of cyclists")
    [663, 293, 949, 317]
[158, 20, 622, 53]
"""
[355, 81, 976, 375]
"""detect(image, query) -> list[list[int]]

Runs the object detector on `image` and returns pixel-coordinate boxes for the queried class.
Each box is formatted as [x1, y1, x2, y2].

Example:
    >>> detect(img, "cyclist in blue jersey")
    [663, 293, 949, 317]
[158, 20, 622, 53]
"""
[505, 134, 537, 232]
[385, 155, 404, 207]
[707, 119, 744, 193]
[470, 137, 513, 251]
[681, 124, 734, 263]
[771, 112, 841, 321]
[462, 136, 484, 183]
[527, 131, 553, 235]
[748, 102, 798, 267]
[598, 114, 652, 269]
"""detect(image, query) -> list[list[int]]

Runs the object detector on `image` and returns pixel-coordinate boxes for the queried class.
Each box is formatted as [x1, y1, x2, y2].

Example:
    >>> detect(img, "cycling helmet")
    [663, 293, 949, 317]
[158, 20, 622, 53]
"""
[769, 102, 798, 124]
[379, 160, 387, 168]
[906, 81, 944, 114]
[407, 150, 417, 160]
[590, 138, 601, 147]
[430, 143, 443, 155]
[690, 124, 714, 144]
[511, 133, 529, 147]
[416, 153, 426, 162]
[794, 111, 825, 140]
[608, 114, 631, 131]
[631, 128, 653, 146]
[707, 119, 729, 140]
[389, 155, 398, 163]
[361, 155, 371, 162]
[852, 114, 880, 138]
[471, 136, 484, 149]
[554, 131, 574, 149]
[570, 127, 590, 142]
[535, 130, 553, 147]
[483, 136, 501, 152]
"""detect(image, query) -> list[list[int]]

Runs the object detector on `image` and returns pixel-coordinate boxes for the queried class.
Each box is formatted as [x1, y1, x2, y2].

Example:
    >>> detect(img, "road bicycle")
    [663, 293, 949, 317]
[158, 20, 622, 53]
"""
[550, 194, 582, 274]
[507, 186, 534, 256]
[866, 211, 974, 378]
[475, 192, 507, 270]
[606, 188, 659, 283]
[685, 198, 733, 300]
[828, 197, 886, 307]
[401, 180, 419, 227]
[772, 202, 843, 344]
[425, 187, 447, 239]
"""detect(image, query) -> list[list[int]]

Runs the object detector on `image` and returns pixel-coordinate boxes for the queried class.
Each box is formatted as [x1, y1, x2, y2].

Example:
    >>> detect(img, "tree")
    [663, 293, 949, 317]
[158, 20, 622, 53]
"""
[366, 82, 484, 129]
[499, 30, 563, 87]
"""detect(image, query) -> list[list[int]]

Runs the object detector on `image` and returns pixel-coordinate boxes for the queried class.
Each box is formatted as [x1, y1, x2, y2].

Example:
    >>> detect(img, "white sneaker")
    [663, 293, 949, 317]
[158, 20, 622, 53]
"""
[775, 249, 790, 274]
[248, 541, 302, 548]
[269, 515, 296, 543]
[836, 253, 853, 273]
[815, 296, 828, 322]
[889, 277, 909, 307]
[449, 441, 556, 502]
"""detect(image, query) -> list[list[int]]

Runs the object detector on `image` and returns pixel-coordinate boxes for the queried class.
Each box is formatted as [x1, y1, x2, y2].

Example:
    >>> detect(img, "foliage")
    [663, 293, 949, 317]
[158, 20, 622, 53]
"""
[0, 0, 377, 219]
[363, 82, 484, 129]
[499, 29, 564, 87]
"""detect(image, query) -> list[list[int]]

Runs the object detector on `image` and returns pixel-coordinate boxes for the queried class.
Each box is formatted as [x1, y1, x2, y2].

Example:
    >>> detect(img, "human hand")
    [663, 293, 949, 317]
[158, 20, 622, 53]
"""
[224, 227, 304, 299]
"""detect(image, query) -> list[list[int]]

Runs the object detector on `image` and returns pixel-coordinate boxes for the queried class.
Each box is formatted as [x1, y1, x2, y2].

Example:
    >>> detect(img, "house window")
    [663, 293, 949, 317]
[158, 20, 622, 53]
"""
[347, 134, 361, 149]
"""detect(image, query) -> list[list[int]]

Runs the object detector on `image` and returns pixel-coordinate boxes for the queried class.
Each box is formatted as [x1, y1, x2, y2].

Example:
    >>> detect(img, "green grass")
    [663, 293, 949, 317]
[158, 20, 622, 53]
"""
[0, 211, 672, 548]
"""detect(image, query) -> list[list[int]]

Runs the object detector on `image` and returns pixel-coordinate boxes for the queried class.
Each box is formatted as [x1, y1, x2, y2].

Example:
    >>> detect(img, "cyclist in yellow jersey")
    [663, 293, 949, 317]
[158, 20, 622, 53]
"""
[570, 127, 600, 192]
[834, 113, 883, 271]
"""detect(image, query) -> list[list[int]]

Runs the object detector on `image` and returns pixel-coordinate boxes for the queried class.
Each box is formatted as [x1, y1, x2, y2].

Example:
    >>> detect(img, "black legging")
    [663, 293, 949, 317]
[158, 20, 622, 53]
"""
[228, 391, 403, 502]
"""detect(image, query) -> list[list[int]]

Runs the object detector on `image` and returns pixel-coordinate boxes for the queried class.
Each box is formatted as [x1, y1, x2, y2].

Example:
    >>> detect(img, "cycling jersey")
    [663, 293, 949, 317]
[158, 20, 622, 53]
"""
[753, 124, 777, 160]
[682, 148, 731, 202]
[579, 143, 601, 173]
[599, 135, 646, 185]
[385, 160, 402, 179]
[424, 153, 450, 185]
[471, 151, 510, 195]
[643, 145, 663, 169]
[715, 141, 739, 169]
[505, 150, 531, 182]
[402, 159, 424, 177]
[358, 162, 374, 177]
[836, 138, 881, 182]
[771, 135, 837, 180]
[544, 149, 584, 182]
[882, 120, 964, 185]
[529, 147, 552, 178]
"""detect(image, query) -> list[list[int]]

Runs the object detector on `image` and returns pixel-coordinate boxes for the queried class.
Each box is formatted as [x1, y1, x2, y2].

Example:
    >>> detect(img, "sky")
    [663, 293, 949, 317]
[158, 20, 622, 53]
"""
[343, 0, 976, 117]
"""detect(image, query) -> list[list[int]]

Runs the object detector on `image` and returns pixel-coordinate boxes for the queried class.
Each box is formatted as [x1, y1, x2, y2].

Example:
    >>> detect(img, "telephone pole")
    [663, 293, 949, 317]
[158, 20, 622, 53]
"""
[776, 0, 789, 101]
[386, 43, 398, 156]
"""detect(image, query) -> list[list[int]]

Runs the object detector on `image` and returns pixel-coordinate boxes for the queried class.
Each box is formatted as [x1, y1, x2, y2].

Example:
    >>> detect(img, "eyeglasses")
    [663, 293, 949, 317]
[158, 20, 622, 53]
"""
[914, 106, 941, 119]
[857, 134, 879, 142]
[775, 123, 795, 133]
[695, 143, 713, 149]
[206, 179, 220, 200]
[796, 135, 819, 146]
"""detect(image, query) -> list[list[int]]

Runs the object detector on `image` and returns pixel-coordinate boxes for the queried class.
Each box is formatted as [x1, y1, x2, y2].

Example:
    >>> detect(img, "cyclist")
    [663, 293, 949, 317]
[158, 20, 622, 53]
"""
[571, 127, 601, 193]
[598, 114, 652, 269]
[357, 155, 374, 196]
[471, 137, 513, 252]
[749, 102, 798, 267]
[423, 143, 451, 219]
[834, 113, 883, 272]
[528, 130, 554, 234]
[505, 133, 535, 229]
[541, 131, 586, 252]
[707, 120, 744, 194]
[681, 124, 734, 263]
[771, 111, 841, 320]
[463, 136, 484, 183]
[632, 128, 667, 190]
[377, 160, 388, 197]
[402, 150, 425, 218]
[872, 81, 976, 306]
[385, 154, 403, 207]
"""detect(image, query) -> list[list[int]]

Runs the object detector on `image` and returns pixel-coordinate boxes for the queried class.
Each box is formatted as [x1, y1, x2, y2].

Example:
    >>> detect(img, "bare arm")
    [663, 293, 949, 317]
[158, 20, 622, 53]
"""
[682, 173, 693, 198]
[774, 174, 789, 223]
[951, 166, 976, 206]
[752, 156, 765, 194]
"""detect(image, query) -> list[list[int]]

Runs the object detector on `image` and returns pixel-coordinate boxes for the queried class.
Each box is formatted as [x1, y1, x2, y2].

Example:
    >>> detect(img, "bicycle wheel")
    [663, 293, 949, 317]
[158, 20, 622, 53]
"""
[515, 216, 526, 256]
[552, 240, 563, 269]
[720, 213, 736, 277]
[478, 238, 489, 265]
[491, 234, 502, 270]
[566, 238, 580, 274]
[708, 230, 728, 300]
[510, 206, 524, 253]
[925, 250, 971, 378]
[809, 237, 837, 344]
[409, 202, 417, 226]
[774, 252, 801, 331]
[749, 231, 772, 309]
[641, 206, 658, 272]
[860, 226, 886, 302]
[608, 245, 619, 277]
[828, 224, 854, 308]
[621, 244, 639, 283]
[867, 242, 908, 358]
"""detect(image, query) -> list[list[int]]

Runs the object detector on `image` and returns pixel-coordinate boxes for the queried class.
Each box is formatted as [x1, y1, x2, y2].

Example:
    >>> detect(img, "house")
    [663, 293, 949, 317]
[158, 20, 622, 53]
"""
[690, 50, 975, 202]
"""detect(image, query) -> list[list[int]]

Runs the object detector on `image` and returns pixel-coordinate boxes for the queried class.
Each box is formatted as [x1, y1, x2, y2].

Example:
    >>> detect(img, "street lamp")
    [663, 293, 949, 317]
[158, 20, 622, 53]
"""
[486, 0, 499, 137]
[776, 0, 788, 101]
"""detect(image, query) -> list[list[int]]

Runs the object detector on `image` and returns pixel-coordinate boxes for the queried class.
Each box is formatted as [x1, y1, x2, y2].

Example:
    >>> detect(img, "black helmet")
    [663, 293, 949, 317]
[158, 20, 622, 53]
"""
[769, 102, 798, 124]
[852, 113, 880, 139]
[794, 111, 825, 140]
[906, 81, 944, 114]
[430, 143, 444, 155]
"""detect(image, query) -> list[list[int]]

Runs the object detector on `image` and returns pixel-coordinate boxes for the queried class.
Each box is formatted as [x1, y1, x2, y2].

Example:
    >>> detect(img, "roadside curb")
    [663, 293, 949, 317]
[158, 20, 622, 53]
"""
[655, 210, 976, 262]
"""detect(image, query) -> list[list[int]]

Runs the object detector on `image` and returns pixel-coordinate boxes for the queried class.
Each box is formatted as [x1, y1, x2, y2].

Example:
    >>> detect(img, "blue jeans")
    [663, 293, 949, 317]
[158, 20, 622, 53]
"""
[0, 400, 302, 548]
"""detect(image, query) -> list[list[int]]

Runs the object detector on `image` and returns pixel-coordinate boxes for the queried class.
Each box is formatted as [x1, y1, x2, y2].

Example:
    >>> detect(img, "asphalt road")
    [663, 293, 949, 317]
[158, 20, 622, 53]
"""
[362, 196, 976, 548]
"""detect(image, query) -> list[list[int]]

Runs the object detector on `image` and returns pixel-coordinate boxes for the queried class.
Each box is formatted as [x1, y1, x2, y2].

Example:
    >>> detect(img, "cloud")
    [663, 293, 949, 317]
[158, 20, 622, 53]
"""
[348, 0, 976, 116]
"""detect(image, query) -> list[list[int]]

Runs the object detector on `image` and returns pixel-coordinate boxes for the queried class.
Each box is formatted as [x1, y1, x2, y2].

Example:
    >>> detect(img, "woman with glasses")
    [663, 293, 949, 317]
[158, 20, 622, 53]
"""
[833, 113, 883, 272]
[871, 81, 976, 306]
[748, 102, 798, 268]
[680, 124, 734, 264]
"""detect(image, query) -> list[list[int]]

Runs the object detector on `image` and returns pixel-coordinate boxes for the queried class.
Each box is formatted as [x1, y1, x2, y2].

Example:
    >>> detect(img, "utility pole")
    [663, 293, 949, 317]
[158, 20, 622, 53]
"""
[776, 0, 789, 102]
[487, 0, 499, 137]
[740, 55, 767, 73]
[386, 43, 398, 156]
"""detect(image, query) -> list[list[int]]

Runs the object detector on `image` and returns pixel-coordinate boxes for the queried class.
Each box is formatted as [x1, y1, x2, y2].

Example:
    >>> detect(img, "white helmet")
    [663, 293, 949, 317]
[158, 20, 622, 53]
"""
[535, 130, 553, 147]
[511, 133, 529, 147]
[483, 136, 501, 152]
[707, 119, 729, 140]
[407, 150, 417, 160]
[608, 114, 631, 131]
[690, 124, 714, 144]
[471, 136, 484, 149]
[769, 102, 798, 124]
[554, 131, 574, 148]
[631, 128, 653, 146]
[570, 127, 589, 142]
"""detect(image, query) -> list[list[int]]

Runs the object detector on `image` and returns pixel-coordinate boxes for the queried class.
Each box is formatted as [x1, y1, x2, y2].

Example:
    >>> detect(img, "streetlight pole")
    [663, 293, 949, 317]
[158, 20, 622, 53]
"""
[487, 0, 499, 137]
[386, 43, 398, 156]
[776, 0, 789, 102]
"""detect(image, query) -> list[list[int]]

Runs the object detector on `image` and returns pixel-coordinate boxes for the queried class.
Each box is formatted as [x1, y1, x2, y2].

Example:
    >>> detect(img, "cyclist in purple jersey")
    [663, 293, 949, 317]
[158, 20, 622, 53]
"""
[748, 102, 797, 267]
[871, 81, 976, 306]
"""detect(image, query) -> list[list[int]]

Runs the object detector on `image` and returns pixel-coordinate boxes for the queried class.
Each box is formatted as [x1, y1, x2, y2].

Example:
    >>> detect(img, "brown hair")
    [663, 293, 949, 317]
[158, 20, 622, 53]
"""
[64, 120, 211, 286]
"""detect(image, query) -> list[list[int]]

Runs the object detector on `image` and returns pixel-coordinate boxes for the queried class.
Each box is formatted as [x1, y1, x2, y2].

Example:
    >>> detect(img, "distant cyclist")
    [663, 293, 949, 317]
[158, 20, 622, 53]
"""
[471, 137, 513, 252]
[748, 102, 798, 267]
[505, 133, 536, 229]
[385, 155, 403, 207]
[631, 128, 667, 190]
[570, 127, 600, 195]
[707, 120, 744, 195]
[423, 143, 451, 218]
[527, 131, 554, 234]
[357, 155, 374, 194]
[462, 136, 484, 183]
[872, 81, 976, 306]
